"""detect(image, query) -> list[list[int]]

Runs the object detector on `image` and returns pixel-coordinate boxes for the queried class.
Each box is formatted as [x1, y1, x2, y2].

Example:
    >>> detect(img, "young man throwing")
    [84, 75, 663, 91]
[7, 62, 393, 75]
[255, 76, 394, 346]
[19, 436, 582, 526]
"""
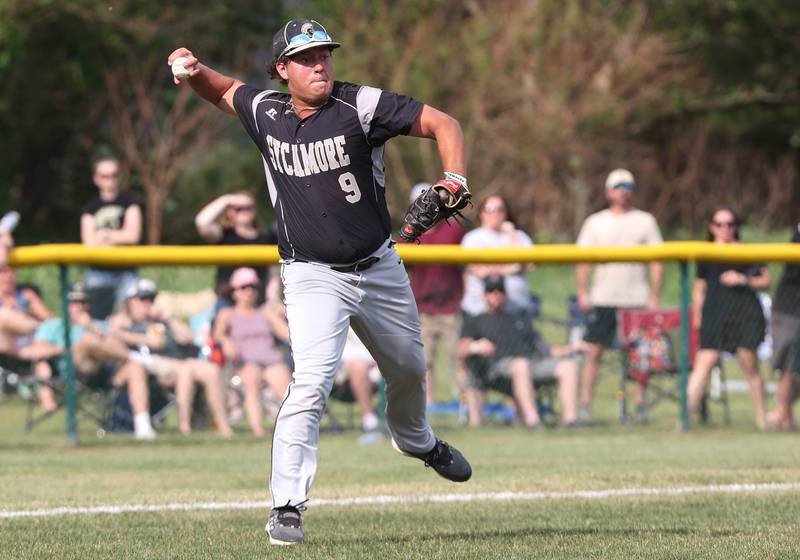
[168, 18, 472, 545]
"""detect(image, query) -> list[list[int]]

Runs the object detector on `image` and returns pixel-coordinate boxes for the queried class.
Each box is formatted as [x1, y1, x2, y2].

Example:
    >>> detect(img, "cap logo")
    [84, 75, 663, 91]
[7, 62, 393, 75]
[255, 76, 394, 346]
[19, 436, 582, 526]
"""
[301, 22, 315, 36]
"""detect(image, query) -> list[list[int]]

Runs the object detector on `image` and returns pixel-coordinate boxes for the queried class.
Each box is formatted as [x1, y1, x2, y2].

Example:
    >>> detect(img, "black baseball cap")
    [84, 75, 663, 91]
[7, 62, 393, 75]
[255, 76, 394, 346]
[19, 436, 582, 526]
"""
[272, 19, 341, 60]
[483, 275, 506, 294]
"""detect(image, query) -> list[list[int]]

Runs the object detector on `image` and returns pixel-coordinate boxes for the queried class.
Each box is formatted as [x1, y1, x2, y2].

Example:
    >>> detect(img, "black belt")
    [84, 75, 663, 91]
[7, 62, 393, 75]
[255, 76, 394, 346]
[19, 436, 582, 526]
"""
[293, 255, 380, 273]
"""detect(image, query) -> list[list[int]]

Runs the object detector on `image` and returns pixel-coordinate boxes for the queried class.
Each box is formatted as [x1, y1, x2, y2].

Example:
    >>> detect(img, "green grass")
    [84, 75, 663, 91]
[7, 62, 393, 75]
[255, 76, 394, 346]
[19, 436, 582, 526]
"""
[2, 361, 799, 560]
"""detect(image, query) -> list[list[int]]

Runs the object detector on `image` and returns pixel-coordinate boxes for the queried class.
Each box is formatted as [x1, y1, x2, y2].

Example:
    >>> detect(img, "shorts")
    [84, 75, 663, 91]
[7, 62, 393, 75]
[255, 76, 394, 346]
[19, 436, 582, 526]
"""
[700, 300, 765, 353]
[465, 355, 559, 391]
[419, 312, 461, 374]
[771, 311, 800, 374]
[583, 307, 618, 346]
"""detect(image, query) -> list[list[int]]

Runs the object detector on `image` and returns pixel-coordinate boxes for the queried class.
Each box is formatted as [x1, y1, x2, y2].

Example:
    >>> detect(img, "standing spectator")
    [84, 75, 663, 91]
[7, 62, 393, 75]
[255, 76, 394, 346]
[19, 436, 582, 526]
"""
[458, 275, 580, 428]
[461, 194, 534, 317]
[212, 267, 292, 436]
[687, 207, 771, 428]
[20, 282, 158, 439]
[80, 158, 142, 312]
[194, 192, 279, 307]
[575, 168, 663, 421]
[766, 223, 800, 431]
[109, 279, 232, 436]
[0, 264, 52, 355]
[406, 182, 466, 403]
[0, 211, 19, 268]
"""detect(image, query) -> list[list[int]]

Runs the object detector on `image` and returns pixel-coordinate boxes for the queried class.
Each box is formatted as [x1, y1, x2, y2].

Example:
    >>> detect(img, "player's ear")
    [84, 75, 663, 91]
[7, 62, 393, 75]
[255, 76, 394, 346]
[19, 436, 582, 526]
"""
[276, 60, 290, 81]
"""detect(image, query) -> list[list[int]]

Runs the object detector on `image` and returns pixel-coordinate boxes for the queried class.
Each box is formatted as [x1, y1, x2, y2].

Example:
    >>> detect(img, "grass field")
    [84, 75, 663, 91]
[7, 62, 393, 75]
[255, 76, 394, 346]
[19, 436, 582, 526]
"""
[2, 365, 799, 560]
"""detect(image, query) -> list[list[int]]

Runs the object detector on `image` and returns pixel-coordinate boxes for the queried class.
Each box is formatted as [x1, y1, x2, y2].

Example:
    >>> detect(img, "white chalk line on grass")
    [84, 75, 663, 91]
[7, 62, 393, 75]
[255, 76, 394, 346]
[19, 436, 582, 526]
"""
[3, 482, 799, 520]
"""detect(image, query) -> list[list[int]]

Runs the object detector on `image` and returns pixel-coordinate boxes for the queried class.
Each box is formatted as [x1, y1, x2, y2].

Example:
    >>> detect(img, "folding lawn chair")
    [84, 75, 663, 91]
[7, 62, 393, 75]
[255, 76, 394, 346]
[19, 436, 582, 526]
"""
[617, 308, 704, 424]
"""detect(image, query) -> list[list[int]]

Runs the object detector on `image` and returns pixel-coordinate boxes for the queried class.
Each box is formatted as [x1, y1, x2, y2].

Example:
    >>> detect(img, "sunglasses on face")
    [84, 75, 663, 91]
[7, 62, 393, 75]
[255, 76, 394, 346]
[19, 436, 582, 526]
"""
[610, 183, 634, 192]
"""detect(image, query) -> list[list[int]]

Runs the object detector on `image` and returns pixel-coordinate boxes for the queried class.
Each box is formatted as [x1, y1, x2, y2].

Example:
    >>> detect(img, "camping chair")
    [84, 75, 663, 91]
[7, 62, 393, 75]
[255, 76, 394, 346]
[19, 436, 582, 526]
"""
[617, 308, 704, 424]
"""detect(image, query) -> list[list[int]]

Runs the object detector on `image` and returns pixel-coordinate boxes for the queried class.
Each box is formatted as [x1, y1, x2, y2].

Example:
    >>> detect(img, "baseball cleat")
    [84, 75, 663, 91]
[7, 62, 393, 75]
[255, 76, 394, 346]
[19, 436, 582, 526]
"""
[266, 506, 304, 545]
[392, 437, 472, 482]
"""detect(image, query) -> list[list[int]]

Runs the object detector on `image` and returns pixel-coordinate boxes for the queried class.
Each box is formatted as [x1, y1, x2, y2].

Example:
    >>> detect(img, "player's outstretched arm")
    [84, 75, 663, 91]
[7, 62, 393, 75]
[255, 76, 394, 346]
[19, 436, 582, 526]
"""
[408, 105, 466, 176]
[167, 48, 244, 116]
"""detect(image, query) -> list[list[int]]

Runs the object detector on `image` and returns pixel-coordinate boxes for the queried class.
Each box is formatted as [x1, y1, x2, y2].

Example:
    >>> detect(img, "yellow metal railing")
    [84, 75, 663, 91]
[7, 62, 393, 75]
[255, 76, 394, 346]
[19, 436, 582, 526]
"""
[8, 241, 800, 267]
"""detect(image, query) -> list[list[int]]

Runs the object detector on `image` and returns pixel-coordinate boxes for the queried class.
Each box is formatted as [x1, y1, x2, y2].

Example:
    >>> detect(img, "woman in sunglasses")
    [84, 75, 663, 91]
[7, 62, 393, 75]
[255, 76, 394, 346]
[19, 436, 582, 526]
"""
[212, 267, 292, 437]
[195, 191, 280, 308]
[687, 207, 771, 428]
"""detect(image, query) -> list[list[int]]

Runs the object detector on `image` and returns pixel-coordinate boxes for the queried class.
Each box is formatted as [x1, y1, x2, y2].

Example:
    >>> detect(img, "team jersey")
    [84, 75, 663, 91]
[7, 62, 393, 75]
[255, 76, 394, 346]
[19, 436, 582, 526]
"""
[233, 81, 423, 264]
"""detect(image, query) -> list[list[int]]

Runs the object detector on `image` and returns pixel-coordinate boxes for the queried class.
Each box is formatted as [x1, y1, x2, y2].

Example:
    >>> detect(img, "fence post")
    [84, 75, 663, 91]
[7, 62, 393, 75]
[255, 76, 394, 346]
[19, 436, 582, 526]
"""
[59, 265, 79, 447]
[679, 260, 690, 431]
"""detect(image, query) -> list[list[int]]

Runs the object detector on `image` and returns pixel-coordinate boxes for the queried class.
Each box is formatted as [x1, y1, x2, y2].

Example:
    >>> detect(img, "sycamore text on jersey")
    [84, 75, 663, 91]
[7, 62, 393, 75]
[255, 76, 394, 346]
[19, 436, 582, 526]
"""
[265, 134, 351, 178]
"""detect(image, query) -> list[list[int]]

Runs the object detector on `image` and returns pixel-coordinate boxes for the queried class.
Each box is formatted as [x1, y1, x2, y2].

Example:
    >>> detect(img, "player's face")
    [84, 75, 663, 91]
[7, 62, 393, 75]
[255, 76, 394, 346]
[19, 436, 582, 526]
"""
[280, 47, 334, 105]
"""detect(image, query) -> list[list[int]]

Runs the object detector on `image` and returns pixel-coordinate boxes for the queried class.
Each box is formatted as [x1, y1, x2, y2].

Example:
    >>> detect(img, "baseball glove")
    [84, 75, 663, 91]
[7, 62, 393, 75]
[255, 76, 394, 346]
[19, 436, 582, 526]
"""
[398, 178, 472, 242]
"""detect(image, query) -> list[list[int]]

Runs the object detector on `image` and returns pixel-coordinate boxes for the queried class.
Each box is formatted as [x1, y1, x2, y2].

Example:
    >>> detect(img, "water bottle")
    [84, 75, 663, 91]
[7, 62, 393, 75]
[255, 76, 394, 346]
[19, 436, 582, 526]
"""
[0, 211, 20, 234]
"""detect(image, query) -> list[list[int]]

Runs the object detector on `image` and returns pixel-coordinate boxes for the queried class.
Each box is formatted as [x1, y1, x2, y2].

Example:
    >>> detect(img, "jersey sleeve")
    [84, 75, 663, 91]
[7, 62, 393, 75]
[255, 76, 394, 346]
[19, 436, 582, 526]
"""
[357, 86, 423, 146]
[232, 84, 271, 151]
[695, 261, 708, 280]
[643, 213, 663, 245]
[575, 216, 597, 246]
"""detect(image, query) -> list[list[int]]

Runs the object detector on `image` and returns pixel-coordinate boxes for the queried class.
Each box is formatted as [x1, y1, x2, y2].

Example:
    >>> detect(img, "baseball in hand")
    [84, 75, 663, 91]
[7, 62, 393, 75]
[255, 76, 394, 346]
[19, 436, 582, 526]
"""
[171, 56, 192, 80]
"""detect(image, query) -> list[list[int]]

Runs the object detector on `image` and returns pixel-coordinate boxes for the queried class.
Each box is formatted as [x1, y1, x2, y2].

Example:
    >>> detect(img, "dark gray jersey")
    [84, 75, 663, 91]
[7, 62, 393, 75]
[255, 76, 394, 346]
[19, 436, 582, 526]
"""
[233, 81, 423, 264]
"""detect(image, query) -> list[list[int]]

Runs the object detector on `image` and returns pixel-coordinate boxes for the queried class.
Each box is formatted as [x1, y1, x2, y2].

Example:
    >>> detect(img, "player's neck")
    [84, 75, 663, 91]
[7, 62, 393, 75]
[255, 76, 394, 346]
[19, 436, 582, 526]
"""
[289, 95, 328, 117]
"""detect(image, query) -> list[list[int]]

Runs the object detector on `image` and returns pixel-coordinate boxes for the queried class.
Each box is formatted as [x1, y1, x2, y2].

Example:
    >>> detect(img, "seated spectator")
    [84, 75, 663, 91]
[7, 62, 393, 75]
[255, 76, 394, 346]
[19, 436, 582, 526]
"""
[194, 192, 279, 308]
[461, 194, 534, 318]
[458, 275, 580, 429]
[335, 329, 381, 432]
[80, 158, 142, 311]
[0, 211, 19, 268]
[766, 223, 800, 431]
[212, 267, 292, 436]
[687, 207, 770, 428]
[19, 282, 158, 440]
[0, 264, 53, 355]
[109, 278, 232, 436]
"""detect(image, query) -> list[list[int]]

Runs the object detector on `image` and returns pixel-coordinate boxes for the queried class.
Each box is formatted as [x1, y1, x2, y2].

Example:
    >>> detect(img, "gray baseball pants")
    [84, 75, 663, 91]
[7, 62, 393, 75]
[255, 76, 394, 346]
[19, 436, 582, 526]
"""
[271, 240, 435, 508]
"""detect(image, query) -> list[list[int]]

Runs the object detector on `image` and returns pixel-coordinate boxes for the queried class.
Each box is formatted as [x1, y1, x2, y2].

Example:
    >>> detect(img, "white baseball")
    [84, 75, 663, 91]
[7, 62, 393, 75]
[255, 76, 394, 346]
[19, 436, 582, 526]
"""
[171, 56, 192, 80]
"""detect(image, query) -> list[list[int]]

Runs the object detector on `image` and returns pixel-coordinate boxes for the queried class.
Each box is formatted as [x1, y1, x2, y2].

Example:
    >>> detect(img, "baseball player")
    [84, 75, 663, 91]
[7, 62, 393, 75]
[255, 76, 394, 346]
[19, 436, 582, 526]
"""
[168, 18, 472, 545]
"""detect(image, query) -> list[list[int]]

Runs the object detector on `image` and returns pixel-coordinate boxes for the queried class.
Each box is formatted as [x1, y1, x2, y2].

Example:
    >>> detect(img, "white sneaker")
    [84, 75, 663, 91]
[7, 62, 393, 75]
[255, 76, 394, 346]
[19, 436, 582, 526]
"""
[362, 413, 380, 432]
[134, 427, 156, 441]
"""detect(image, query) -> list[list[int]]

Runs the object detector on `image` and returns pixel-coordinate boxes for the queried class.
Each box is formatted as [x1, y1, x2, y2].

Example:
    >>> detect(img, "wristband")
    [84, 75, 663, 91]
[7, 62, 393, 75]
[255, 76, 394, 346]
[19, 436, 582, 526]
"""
[468, 341, 480, 354]
[444, 171, 467, 188]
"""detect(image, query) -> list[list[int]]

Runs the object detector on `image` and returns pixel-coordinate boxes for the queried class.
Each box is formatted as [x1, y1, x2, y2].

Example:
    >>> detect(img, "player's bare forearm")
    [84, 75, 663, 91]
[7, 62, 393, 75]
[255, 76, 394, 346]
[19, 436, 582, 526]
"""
[188, 64, 243, 115]
[167, 48, 243, 115]
[575, 263, 591, 297]
[409, 105, 466, 176]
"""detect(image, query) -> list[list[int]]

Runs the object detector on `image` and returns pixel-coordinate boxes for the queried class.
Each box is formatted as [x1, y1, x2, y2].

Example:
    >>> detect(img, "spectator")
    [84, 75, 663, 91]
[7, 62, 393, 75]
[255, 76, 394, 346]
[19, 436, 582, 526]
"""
[461, 194, 534, 317]
[575, 168, 663, 421]
[20, 282, 158, 439]
[405, 182, 466, 404]
[109, 278, 232, 436]
[766, 222, 800, 431]
[80, 158, 142, 311]
[212, 267, 292, 436]
[0, 264, 52, 356]
[458, 275, 580, 428]
[194, 192, 279, 308]
[0, 211, 19, 268]
[336, 328, 381, 432]
[687, 207, 771, 428]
